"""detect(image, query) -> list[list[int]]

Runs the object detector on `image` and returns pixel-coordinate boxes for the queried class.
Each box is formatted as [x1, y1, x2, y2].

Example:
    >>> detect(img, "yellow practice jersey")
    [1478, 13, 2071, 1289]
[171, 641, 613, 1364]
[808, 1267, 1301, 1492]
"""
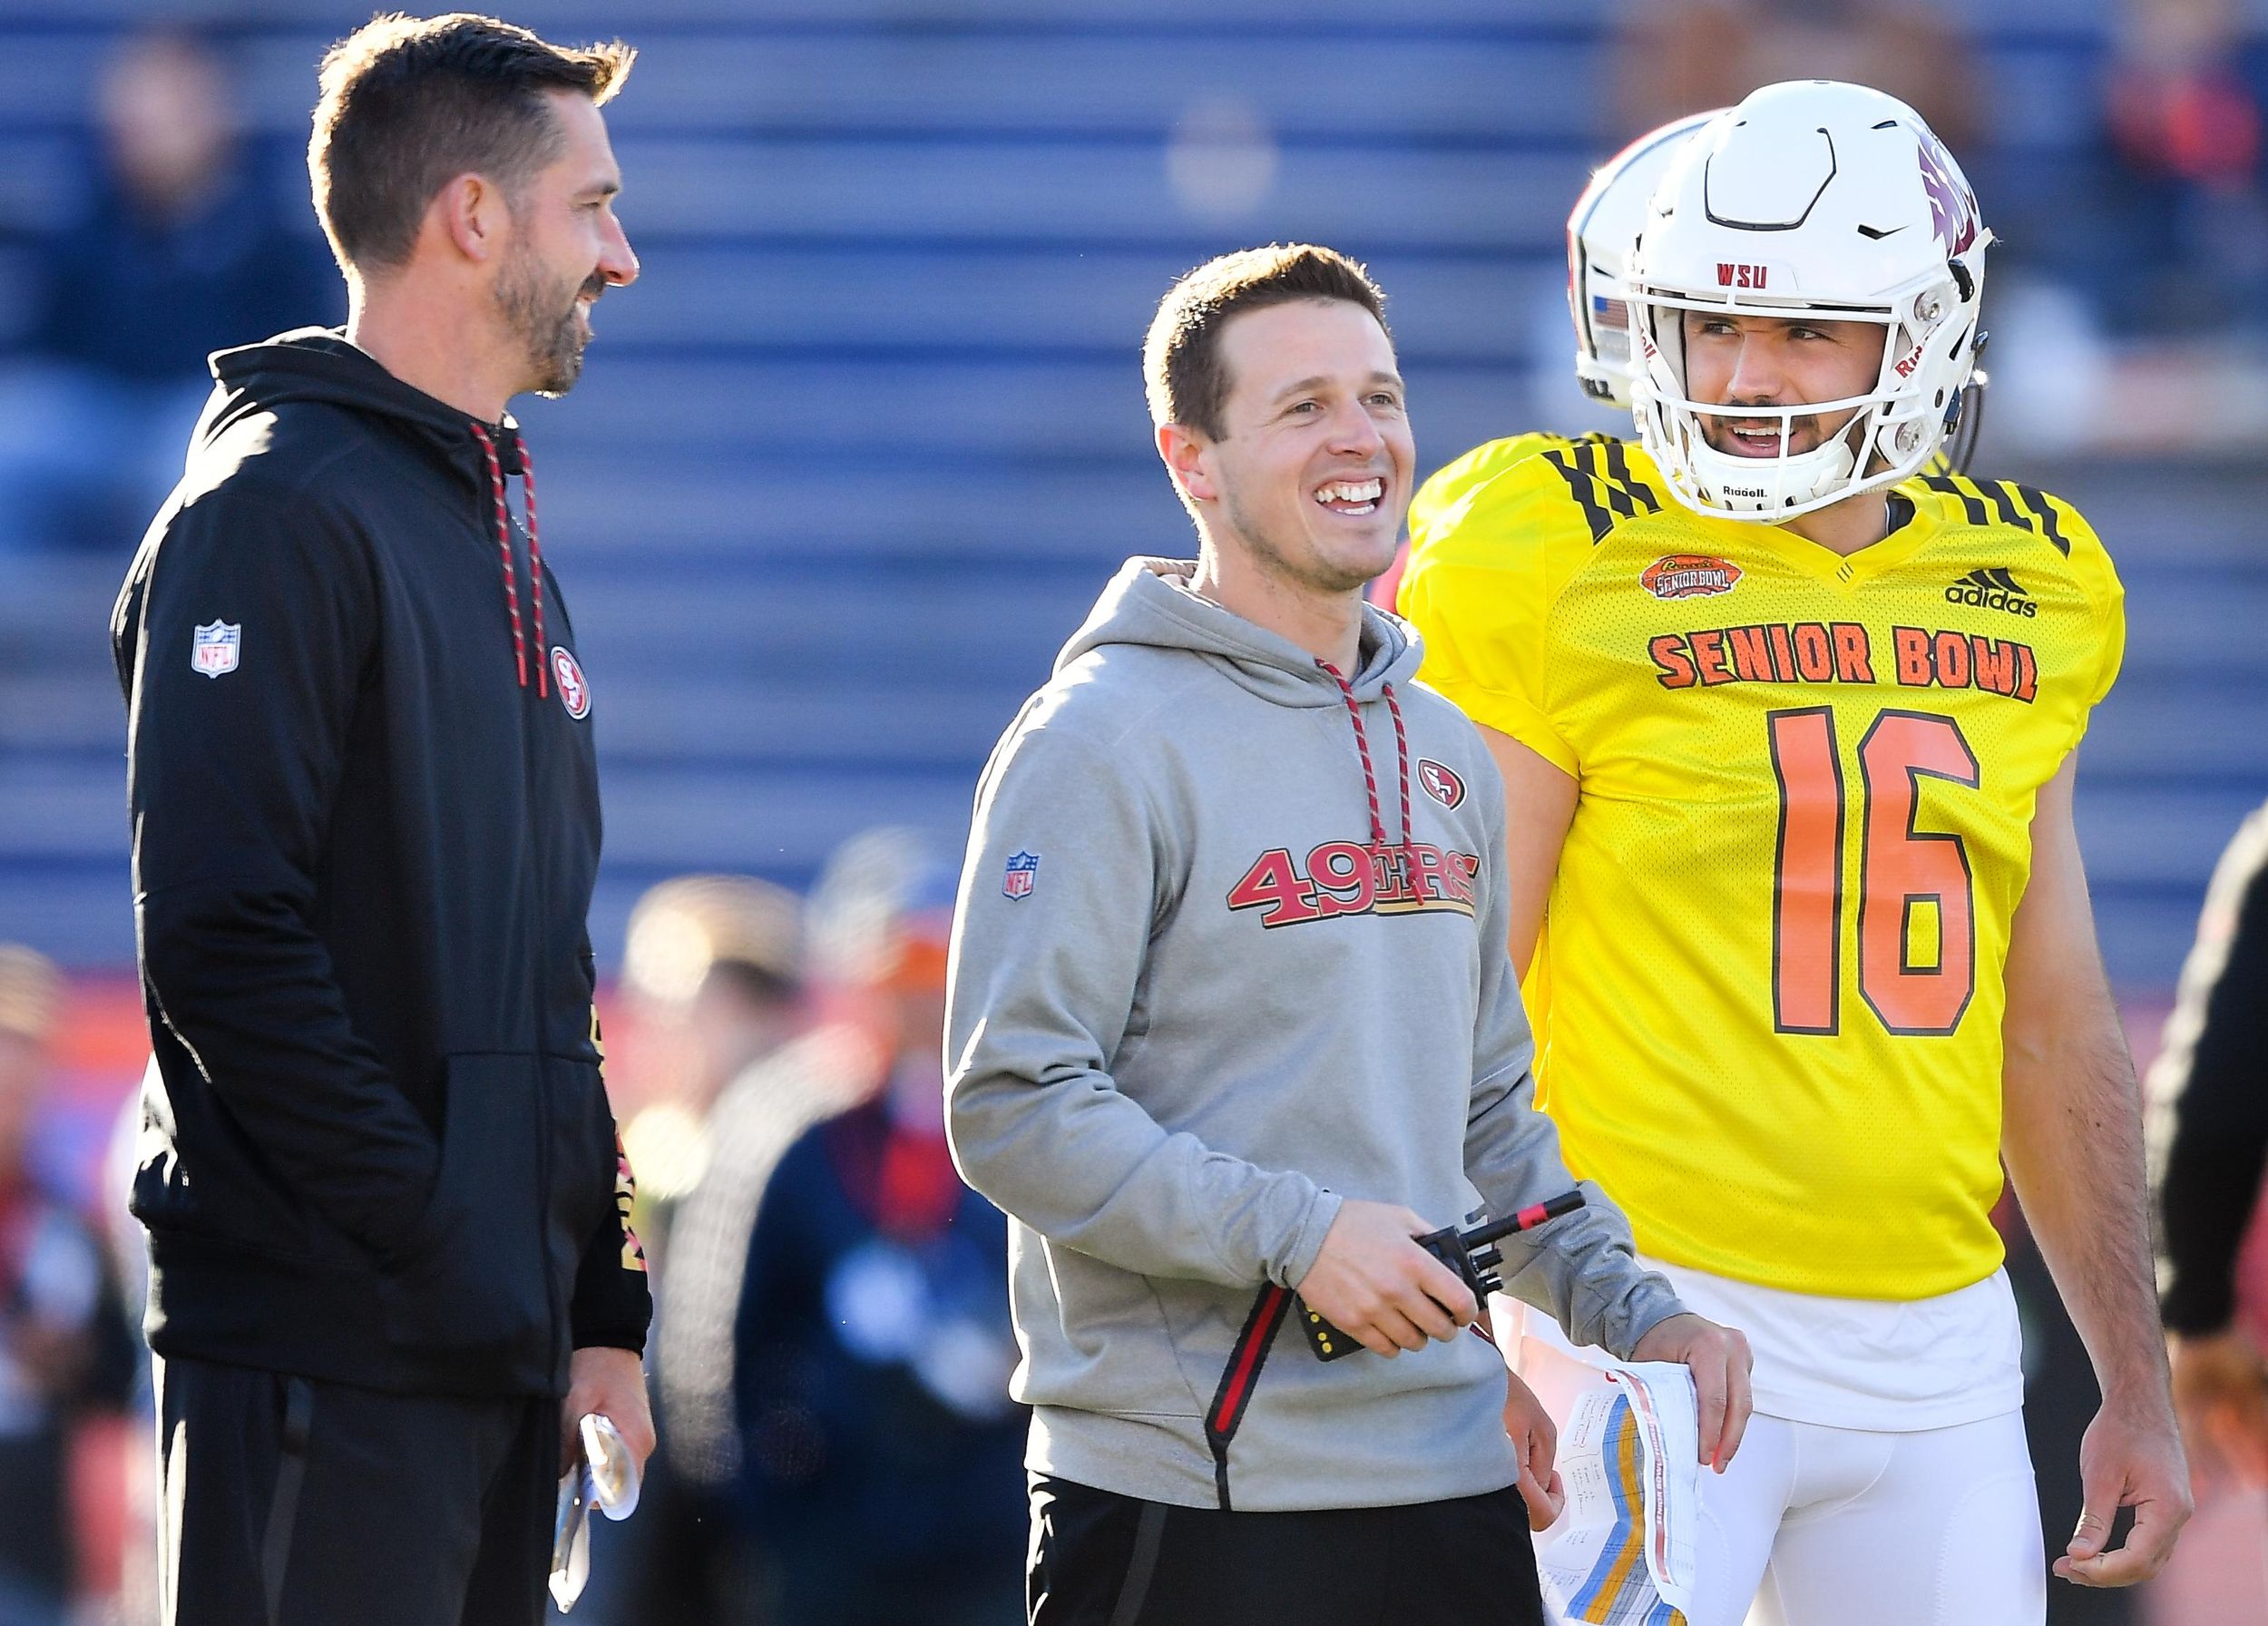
[1400, 439, 2124, 1299]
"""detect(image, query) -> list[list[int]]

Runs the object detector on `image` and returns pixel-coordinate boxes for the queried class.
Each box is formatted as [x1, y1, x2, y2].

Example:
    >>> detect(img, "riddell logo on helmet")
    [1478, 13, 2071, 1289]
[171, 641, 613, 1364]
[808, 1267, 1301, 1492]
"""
[1643, 554, 1744, 600]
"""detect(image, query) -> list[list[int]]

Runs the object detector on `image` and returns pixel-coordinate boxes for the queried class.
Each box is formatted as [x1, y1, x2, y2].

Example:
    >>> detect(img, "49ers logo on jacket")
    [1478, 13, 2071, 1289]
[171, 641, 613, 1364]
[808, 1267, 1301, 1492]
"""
[1227, 842, 1481, 929]
[551, 646, 591, 720]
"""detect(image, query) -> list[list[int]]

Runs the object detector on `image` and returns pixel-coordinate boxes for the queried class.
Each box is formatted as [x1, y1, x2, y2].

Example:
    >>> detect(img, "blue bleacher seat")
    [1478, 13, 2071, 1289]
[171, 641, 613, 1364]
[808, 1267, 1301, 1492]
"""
[0, 1, 2253, 1000]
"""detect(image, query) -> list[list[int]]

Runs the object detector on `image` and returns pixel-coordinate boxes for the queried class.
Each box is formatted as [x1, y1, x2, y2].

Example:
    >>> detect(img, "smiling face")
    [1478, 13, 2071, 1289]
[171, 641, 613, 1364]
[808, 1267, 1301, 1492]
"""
[493, 89, 636, 397]
[1679, 309, 1883, 460]
[1170, 298, 1414, 595]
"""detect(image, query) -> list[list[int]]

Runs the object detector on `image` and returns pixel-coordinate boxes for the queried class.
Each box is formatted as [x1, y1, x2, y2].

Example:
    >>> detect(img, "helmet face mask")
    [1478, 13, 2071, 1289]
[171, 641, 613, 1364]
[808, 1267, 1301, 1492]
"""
[1623, 82, 1989, 522]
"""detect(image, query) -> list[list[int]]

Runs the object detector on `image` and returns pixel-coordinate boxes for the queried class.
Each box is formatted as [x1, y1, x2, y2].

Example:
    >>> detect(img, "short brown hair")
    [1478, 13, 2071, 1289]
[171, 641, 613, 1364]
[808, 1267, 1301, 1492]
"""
[1143, 244, 1390, 439]
[309, 12, 634, 272]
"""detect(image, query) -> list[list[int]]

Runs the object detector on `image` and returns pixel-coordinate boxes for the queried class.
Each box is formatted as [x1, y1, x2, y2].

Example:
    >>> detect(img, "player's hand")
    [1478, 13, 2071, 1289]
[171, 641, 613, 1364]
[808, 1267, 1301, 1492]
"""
[562, 1345, 655, 1476]
[1295, 1200, 1477, 1357]
[2168, 1325, 2268, 1487]
[1630, 1311, 1752, 1472]
[2054, 1396, 2191, 1587]
[1504, 1369, 1565, 1530]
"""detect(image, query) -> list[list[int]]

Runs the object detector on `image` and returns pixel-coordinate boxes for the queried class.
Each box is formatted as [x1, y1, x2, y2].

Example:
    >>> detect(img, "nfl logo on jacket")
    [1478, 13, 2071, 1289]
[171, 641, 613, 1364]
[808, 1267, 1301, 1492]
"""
[190, 621, 240, 678]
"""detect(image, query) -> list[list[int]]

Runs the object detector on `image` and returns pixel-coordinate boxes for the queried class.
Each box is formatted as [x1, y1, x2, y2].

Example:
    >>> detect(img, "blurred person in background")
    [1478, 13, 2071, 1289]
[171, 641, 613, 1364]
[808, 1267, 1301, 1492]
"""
[617, 873, 809, 1267]
[593, 873, 808, 1624]
[1614, 0, 1976, 154]
[0, 945, 132, 1626]
[685, 829, 1025, 1614]
[0, 29, 337, 554]
[2103, 0, 2268, 336]
[707, 828, 1025, 1625]
[2150, 803, 2268, 1485]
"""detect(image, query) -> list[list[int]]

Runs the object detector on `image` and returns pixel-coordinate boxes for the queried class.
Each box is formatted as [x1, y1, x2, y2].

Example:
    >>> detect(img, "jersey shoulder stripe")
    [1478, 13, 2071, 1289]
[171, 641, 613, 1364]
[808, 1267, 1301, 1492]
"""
[1409, 430, 1608, 543]
[1540, 436, 1665, 544]
[1914, 474, 2075, 556]
[1407, 434, 1646, 579]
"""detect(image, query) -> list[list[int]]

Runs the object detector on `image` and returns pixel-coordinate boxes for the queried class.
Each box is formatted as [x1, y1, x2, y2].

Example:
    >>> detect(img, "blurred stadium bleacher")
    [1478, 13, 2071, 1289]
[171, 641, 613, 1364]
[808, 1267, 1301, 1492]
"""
[0, 0, 2257, 999]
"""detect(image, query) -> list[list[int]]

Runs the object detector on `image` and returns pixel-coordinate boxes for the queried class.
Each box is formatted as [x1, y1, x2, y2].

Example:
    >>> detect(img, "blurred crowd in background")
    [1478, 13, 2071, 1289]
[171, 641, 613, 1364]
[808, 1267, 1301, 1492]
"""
[2, 1, 2267, 1622]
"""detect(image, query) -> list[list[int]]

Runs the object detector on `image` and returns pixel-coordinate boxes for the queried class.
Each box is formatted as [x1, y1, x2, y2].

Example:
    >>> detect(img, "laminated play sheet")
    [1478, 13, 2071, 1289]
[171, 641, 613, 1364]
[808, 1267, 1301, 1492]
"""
[1536, 1362, 1700, 1626]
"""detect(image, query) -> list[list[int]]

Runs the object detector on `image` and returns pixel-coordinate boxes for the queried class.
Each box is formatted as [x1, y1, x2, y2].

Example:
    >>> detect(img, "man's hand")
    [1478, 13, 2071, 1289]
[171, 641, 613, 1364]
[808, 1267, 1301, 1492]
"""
[562, 1345, 655, 1476]
[2169, 1326, 2268, 1486]
[1630, 1311, 1752, 1472]
[2053, 1399, 2192, 1587]
[1295, 1200, 1476, 1357]
[1504, 1370, 1565, 1531]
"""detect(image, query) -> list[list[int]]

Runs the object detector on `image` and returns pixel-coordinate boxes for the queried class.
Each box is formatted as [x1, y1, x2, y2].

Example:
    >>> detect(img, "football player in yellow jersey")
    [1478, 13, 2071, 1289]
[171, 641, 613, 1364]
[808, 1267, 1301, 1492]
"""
[1401, 82, 2188, 1624]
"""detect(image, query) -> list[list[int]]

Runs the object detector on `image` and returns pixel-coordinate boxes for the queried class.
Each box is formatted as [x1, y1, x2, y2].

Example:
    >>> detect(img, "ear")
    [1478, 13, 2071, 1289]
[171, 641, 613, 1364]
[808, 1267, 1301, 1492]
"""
[1157, 421, 1218, 506]
[433, 172, 508, 265]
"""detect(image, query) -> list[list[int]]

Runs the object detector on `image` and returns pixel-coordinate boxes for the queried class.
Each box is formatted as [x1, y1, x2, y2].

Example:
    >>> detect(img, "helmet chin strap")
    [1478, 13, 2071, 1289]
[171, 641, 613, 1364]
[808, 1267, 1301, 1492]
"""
[1686, 419, 1858, 515]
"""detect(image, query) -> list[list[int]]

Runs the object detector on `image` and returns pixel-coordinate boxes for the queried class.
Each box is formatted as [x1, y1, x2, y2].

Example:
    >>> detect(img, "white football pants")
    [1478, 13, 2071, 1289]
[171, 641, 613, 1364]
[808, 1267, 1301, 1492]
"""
[1520, 1332, 2045, 1626]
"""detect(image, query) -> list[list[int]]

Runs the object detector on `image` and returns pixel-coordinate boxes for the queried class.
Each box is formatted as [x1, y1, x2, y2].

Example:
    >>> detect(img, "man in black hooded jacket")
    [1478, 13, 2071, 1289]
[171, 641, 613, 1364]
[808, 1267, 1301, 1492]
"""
[111, 16, 650, 1623]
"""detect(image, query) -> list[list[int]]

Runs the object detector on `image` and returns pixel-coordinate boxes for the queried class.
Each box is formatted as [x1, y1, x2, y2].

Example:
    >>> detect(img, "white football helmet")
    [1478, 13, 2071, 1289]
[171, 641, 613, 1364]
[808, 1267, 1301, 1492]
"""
[1625, 82, 1992, 520]
[1569, 111, 1719, 409]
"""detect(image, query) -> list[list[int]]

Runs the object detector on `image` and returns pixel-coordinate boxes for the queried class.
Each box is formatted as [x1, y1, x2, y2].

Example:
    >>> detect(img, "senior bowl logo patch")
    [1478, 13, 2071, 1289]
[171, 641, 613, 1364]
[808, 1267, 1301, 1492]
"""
[551, 646, 591, 720]
[1642, 554, 1742, 601]
[191, 621, 240, 678]
[1002, 851, 1040, 900]
[1417, 759, 1466, 809]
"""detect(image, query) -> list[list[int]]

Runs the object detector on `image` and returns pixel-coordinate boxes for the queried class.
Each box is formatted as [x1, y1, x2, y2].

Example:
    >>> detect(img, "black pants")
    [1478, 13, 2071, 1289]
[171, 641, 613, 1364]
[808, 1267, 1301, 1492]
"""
[156, 1356, 557, 1626]
[1027, 1474, 1542, 1626]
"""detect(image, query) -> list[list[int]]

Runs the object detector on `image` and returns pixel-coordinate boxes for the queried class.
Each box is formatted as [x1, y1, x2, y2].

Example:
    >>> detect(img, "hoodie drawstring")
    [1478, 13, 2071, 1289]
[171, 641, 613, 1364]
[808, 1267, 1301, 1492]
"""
[1208, 661, 1414, 1513]
[520, 436, 548, 688]
[1316, 660, 1412, 850]
[467, 422, 548, 698]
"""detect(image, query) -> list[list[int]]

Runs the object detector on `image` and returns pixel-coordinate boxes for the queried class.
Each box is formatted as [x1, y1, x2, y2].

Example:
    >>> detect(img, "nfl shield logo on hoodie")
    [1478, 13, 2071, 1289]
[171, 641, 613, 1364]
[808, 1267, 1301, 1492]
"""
[1002, 851, 1040, 900]
[191, 622, 240, 679]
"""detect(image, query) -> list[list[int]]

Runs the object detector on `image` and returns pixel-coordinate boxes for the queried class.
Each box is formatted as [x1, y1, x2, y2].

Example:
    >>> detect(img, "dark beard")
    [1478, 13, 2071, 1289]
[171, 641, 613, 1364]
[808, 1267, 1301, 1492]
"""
[495, 250, 594, 397]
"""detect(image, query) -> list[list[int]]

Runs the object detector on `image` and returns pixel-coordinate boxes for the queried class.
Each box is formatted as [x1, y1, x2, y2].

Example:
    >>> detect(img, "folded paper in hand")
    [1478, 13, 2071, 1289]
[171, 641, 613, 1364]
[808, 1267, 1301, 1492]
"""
[1535, 1363, 1698, 1626]
[549, 1414, 642, 1613]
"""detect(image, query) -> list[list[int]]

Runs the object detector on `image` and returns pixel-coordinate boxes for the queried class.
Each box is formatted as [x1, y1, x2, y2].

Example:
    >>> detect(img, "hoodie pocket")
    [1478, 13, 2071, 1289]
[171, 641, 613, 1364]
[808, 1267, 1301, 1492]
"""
[380, 1053, 549, 1366]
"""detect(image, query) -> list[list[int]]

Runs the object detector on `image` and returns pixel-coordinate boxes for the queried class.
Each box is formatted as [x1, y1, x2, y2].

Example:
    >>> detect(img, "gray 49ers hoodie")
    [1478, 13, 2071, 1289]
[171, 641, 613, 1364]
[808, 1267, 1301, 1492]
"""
[944, 558, 1683, 1513]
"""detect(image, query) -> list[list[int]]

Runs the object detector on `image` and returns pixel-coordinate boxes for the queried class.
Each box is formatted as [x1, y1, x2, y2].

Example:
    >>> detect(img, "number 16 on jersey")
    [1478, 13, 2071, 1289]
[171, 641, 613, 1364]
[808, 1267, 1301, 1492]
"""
[1767, 707, 1980, 1038]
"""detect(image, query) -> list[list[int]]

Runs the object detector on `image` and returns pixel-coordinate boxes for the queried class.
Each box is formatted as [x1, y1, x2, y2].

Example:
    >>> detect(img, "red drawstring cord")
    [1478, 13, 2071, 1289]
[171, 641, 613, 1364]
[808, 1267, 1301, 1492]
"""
[467, 422, 547, 696]
[519, 436, 548, 698]
[1382, 683, 1412, 848]
[1316, 661, 1412, 851]
[467, 424, 523, 688]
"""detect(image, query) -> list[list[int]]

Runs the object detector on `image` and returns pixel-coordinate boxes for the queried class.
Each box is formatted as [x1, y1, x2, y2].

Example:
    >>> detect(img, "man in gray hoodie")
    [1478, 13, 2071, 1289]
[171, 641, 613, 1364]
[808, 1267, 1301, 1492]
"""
[945, 244, 1750, 1625]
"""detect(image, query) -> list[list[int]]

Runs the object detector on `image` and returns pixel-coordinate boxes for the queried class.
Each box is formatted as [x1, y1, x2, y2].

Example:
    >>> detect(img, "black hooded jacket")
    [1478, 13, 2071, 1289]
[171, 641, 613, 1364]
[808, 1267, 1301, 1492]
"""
[112, 329, 649, 1398]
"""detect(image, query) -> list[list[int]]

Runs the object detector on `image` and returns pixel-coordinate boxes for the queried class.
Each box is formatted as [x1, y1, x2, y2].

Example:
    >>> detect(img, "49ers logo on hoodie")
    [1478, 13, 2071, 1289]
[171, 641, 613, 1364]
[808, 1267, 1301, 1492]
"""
[1227, 842, 1481, 929]
[1416, 759, 1465, 809]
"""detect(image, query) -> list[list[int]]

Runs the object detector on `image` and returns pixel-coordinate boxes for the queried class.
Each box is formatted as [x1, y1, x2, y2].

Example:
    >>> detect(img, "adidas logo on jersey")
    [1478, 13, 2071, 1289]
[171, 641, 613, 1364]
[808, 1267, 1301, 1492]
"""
[1944, 568, 2037, 618]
